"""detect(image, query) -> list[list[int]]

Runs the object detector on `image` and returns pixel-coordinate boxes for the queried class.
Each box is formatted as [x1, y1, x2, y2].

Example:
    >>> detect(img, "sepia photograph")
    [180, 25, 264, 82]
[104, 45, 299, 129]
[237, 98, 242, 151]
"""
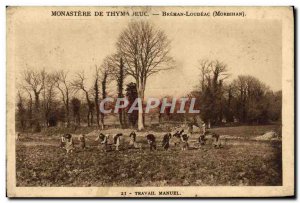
[6, 6, 294, 197]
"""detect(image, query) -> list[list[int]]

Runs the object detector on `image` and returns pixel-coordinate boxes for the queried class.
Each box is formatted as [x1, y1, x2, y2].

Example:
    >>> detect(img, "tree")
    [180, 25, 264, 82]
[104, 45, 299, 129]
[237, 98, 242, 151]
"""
[103, 54, 127, 127]
[42, 72, 57, 127]
[231, 75, 270, 124]
[198, 59, 211, 92]
[126, 82, 138, 127]
[16, 91, 26, 131]
[47, 101, 61, 127]
[55, 70, 71, 127]
[71, 97, 81, 126]
[223, 84, 235, 122]
[100, 72, 107, 129]
[266, 90, 282, 121]
[23, 69, 46, 132]
[109, 54, 127, 128]
[117, 57, 126, 128]
[117, 21, 174, 130]
[94, 66, 101, 127]
[198, 60, 228, 126]
[72, 72, 94, 126]
[100, 57, 114, 129]
[17, 83, 34, 129]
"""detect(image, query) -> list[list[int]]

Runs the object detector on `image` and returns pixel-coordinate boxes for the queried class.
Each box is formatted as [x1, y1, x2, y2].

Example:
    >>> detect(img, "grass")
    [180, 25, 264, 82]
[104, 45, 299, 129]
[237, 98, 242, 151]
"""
[209, 124, 281, 138]
[27, 123, 281, 138]
[16, 124, 282, 187]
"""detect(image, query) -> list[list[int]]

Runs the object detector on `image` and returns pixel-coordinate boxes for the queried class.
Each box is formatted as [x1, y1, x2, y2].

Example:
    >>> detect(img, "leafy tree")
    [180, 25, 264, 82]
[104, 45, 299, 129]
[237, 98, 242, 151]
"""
[94, 67, 101, 127]
[100, 58, 112, 129]
[107, 54, 127, 128]
[267, 90, 282, 121]
[231, 75, 271, 124]
[198, 60, 228, 126]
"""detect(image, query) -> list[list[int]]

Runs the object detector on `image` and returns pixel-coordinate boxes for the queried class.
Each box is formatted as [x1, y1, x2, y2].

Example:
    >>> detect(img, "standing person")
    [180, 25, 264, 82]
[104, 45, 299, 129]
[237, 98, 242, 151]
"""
[64, 134, 74, 153]
[113, 133, 123, 151]
[78, 134, 86, 149]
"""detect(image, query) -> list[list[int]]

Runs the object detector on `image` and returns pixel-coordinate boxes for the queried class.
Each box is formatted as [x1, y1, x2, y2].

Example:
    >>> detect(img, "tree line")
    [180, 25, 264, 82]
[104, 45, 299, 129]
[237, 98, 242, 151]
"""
[190, 60, 281, 127]
[16, 66, 141, 132]
[16, 21, 281, 132]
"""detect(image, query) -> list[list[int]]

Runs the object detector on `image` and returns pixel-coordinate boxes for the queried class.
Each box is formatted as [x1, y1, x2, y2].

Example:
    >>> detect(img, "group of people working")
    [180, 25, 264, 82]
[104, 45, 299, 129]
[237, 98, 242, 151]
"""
[59, 123, 221, 153]
[60, 131, 138, 153]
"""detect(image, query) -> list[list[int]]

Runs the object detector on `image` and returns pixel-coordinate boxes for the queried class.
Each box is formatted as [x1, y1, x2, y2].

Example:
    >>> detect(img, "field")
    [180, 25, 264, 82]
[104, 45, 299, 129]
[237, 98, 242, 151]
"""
[16, 124, 282, 187]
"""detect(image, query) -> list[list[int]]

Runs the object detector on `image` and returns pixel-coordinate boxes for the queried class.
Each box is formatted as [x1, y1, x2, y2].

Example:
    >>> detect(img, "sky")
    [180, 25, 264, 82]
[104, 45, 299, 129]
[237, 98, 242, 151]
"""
[9, 7, 282, 98]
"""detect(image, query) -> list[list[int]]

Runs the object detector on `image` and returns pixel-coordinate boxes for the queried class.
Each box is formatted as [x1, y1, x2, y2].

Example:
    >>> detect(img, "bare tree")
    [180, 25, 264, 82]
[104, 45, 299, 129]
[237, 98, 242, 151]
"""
[55, 70, 71, 127]
[117, 21, 174, 130]
[211, 60, 229, 89]
[42, 73, 57, 127]
[72, 72, 94, 126]
[17, 83, 34, 129]
[23, 69, 45, 132]
[198, 59, 212, 92]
